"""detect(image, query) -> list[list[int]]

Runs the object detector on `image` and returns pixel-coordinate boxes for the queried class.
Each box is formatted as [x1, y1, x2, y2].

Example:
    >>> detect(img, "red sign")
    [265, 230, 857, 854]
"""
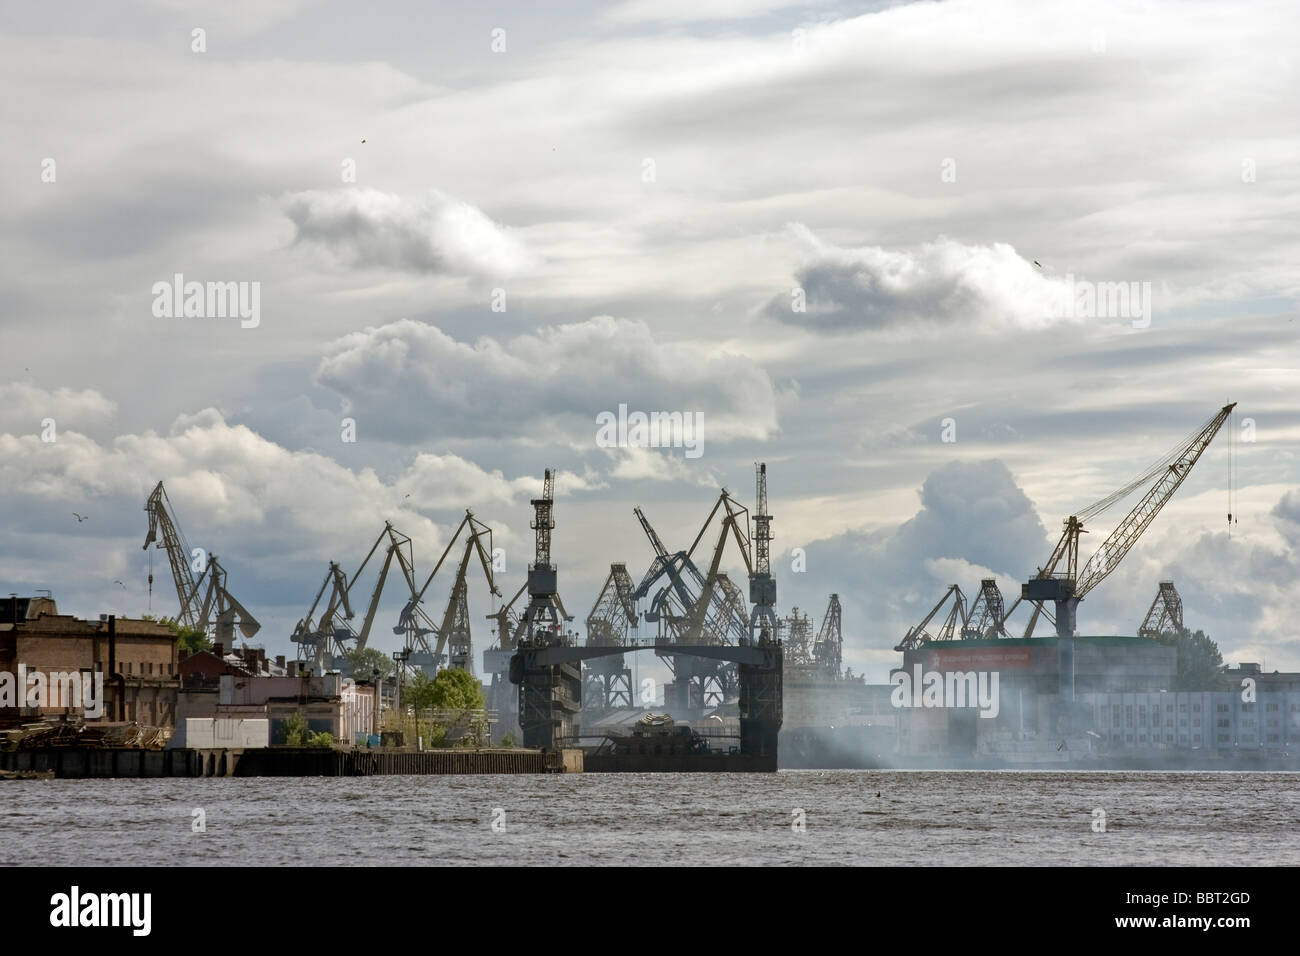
[926, 647, 1034, 670]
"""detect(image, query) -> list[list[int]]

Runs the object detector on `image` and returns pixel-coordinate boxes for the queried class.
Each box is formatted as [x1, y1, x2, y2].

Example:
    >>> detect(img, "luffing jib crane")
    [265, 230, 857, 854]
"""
[143, 481, 260, 644]
[1138, 581, 1184, 638]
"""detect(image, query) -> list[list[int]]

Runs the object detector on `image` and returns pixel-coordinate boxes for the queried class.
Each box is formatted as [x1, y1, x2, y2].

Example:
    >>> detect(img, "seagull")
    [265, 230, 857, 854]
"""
[361, 138, 366, 144]
[73, 513, 89, 522]
[1033, 260, 1042, 268]
[113, 580, 126, 589]
[404, 493, 411, 499]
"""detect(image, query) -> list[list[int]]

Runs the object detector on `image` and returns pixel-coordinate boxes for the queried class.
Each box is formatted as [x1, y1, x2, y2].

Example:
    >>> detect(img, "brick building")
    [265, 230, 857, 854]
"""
[0, 595, 180, 728]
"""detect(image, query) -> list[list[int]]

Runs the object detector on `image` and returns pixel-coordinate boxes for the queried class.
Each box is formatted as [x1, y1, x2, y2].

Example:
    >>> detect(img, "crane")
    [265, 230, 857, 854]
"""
[962, 578, 1009, 640]
[394, 511, 500, 674]
[1138, 581, 1184, 638]
[292, 521, 416, 669]
[1021, 402, 1235, 638]
[583, 563, 639, 710]
[813, 593, 843, 676]
[895, 584, 966, 652]
[748, 462, 778, 646]
[143, 481, 260, 643]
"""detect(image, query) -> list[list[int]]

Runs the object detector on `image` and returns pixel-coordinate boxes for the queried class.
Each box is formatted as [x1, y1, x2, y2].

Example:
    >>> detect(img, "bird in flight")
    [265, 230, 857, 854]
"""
[1033, 260, 1042, 268]
[113, 580, 126, 589]
[361, 138, 366, 144]
[73, 512, 89, 522]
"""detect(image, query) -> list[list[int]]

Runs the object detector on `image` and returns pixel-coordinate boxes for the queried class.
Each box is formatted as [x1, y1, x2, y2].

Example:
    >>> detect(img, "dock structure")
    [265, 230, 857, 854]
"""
[0, 747, 582, 778]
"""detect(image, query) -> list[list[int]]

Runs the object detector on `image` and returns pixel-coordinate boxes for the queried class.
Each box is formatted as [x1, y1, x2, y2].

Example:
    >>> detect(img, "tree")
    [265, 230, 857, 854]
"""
[402, 669, 486, 747]
[340, 646, 394, 682]
[1158, 628, 1225, 690]
[146, 615, 212, 654]
[279, 710, 307, 746]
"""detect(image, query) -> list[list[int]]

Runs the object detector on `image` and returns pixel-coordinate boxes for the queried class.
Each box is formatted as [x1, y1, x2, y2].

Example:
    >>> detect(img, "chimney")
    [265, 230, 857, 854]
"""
[275, 655, 286, 669]
[214, 642, 225, 659]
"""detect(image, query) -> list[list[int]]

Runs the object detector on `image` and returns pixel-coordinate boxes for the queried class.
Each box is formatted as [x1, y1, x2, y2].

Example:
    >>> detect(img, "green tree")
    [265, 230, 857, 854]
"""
[1158, 628, 1225, 690]
[145, 615, 213, 654]
[402, 669, 486, 747]
[340, 646, 394, 682]
[279, 710, 307, 746]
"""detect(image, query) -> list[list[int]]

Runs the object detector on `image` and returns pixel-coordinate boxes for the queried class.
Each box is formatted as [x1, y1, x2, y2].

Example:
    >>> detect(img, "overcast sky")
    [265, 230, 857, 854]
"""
[2, 0, 1298, 683]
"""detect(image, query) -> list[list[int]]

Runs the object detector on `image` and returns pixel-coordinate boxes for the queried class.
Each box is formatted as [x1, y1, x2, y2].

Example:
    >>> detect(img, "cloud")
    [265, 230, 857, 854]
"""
[314, 315, 780, 446]
[605, 0, 830, 24]
[769, 226, 1084, 333]
[0, 383, 117, 435]
[781, 459, 1051, 678]
[284, 188, 533, 279]
[0, 409, 568, 646]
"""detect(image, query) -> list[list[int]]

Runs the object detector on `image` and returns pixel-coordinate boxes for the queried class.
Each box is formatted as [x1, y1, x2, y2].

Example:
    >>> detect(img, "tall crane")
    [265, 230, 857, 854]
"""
[584, 563, 639, 710]
[895, 584, 966, 652]
[143, 481, 260, 643]
[962, 579, 1008, 640]
[1138, 581, 1184, 638]
[292, 521, 416, 669]
[1021, 402, 1235, 639]
[813, 593, 843, 677]
[395, 511, 499, 674]
[748, 462, 778, 646]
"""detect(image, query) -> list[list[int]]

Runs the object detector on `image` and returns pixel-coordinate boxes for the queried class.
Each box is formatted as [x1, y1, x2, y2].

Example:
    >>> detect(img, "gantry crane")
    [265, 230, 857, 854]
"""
[583, 563, 639, 710]
[394, 511, 500, 675]
[292, 521, 417, 669]
[895, 583, 966, 652]
[143, 481, 260, 644]
[962, 578, 1009, 640]
[1138, 581, 1184, 638]
[812, 593, 843, 677]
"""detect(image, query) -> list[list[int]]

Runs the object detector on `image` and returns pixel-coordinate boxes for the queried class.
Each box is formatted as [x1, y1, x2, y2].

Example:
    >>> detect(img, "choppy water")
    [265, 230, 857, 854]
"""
[2, 771, 1296, 866]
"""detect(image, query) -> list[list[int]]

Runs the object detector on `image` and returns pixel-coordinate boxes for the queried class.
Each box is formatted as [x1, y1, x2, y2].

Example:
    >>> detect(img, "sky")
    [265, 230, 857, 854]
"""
[1, 0, 1298, 684]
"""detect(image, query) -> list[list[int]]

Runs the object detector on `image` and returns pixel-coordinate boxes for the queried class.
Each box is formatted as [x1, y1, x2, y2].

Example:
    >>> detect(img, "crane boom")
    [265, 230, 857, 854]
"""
[1074, 403, 1235, 597]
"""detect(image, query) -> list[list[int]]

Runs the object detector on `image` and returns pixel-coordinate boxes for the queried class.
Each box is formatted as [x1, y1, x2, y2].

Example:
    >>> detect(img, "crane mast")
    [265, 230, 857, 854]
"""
[142, 480, 259, 642]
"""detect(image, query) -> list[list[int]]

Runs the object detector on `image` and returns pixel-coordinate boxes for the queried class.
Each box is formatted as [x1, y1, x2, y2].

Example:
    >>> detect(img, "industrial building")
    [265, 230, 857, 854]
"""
[0, 596, 179, 728]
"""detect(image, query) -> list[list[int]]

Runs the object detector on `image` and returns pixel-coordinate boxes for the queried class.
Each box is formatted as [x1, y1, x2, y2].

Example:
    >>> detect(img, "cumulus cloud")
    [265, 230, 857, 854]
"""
[314, 315, 780, 446]
[284, 188, 533, 278]
[0, 383, 117, 434]
[778, 459, 1051, 676]
[769, 226, 1086, 333]
[0, 408, 573, 647]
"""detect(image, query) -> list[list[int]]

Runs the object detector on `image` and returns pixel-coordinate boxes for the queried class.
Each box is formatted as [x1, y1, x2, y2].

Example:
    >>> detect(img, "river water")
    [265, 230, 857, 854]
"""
[3, 770, 1296, 866]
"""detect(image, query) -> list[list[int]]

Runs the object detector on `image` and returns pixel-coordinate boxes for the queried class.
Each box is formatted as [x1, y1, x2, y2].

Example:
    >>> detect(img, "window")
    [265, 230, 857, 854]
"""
[1193, 703, 1201, 713]
[1266, 702, 1279, 712]
[1179, 703, 1187, 713]
[1217, 703, 1229, 713]
[1126, 705, 1134, 727]
[1217, 718, 1231, 728]
[1242, 702, 1255, 712]
[1217, 734, 1230, 743]
[1166, 703, 1174, 712]
[1166, 734, 1173, 743]
[1179, 718, 1187, 727]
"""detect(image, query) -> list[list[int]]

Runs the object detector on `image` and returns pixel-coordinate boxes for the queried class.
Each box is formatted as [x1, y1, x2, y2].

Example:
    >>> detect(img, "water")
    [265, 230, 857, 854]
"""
[3, 770, 1297, 866]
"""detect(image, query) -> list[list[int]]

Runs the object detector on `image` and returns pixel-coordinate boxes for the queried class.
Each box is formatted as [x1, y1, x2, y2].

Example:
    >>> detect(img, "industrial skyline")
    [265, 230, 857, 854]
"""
[3, 0, 1298, 682]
